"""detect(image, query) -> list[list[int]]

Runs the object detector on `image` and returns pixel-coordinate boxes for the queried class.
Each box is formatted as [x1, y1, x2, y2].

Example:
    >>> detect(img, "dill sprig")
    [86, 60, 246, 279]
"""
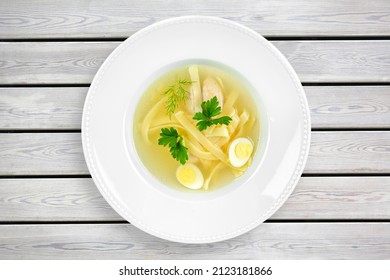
[163, 79, 193, 117]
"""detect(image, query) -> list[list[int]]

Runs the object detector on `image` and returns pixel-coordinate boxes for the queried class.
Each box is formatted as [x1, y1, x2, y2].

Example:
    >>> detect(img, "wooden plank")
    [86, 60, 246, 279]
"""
[0, 87, 87, 129]
[1, 132, 390, 175]
[2, 86, 390, 130]
[272, 41, 390, 83]
[307, 131, 390, 174]
[306, 86, 390, 129]
[1, 41, 390, 84]
[1, 0, 390, 38]
[0, 177, 389, 222]
[0, 223, 388, 259]
[273, 177, 390, 220]
[0, 179, 120, 222]
[0, 42, 114, 85]
[0, 133, 88, 175]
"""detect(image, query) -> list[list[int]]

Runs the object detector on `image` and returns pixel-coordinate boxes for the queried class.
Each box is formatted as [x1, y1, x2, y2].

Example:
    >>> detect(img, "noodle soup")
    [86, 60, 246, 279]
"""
[134, 64, 259, 191]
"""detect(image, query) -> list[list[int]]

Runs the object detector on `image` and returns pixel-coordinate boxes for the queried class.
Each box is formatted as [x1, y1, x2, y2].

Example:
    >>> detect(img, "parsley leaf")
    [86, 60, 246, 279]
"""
[158, 127, 188, 165]
[193, 112, 211, 131]
[212, 116, 232, 126]
[157, 127, 179, 147]
[192, 96, 232, 131]
[200, 96, 222, 118]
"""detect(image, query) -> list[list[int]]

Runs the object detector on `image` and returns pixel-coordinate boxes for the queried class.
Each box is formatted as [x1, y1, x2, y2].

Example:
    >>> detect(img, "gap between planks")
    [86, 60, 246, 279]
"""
[3, 36, 390, 42]
[0, 220, 389, 225]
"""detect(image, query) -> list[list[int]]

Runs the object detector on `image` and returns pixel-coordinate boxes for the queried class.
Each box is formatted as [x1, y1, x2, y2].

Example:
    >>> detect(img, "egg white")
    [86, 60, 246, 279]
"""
[228, 138, 253, 167]
[176, 163, 204, 189]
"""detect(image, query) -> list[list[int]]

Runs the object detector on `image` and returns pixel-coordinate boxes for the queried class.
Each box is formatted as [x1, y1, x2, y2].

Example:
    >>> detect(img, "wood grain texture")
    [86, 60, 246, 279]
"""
[1, 132, 390, 175]
[272, 41, 390, 83]
[0, 177, 389, 221]
[0, 223, 388, 259]
[274, 177, 390, 219]
[306, 86, 390, 129]
[0, 0, 388, 262]
[0, 87, 87, 129]
[307, 131, 390, 174]
[0, 42, 113, 84]
[1, 0, 390, 38]
[1, 41, 390, 84]
[2, 86, 390, 130]
[0, 133, 88, 175]
[0, 179, 119, 221]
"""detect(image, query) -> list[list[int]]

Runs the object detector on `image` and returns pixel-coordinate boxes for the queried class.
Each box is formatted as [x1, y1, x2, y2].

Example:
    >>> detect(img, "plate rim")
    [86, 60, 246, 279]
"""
[82, 15, 311, 243]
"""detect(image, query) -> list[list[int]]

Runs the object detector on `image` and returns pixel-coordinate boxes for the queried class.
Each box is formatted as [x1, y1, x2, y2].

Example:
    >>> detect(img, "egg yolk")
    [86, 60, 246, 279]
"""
[177, 167, 196, 185]
[235, 142, 253, 159]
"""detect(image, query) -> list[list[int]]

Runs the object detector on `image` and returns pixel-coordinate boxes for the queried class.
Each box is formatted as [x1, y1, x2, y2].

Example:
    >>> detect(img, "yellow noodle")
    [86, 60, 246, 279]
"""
[246, 115, 256, 130]
[186, 134, 204, 149]
[187, 153, 200, 164]
[216, 77, 225, 91]
[207, 126, 230, 149]
[209, 136, 221, 145]
[204, 126, 215, 135]
[203, 161, 224, 190]
[149, 123, 184, 132]
[204, 126, 229, 138]
[227, 113, 240, 135]
[175, 111, 228, 164]
[186, 133, 220, 160]
[151, 115, 180, 127]
[234, 110, 250, 136]
[187, 140, 217, 160]
[214, 136, 230, 148]
[223, 90, 239, 114]
[188, 65, 202, 113]
[141, 97, 165, 143]
[236, 115, 255, 138]
[232, 168, 245, 178]
[226, 107, 237, 118]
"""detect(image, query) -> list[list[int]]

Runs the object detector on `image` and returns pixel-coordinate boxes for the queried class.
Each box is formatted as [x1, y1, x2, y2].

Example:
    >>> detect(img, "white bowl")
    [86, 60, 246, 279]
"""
[82, 16, 311, 243]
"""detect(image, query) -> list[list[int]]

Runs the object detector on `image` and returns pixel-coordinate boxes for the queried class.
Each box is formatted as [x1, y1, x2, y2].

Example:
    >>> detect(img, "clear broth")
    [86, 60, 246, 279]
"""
[133, 64, 260, 192]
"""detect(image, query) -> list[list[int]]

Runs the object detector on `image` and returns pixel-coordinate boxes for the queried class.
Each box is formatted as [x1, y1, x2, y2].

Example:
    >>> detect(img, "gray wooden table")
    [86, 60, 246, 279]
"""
[1, 0, 390, 259]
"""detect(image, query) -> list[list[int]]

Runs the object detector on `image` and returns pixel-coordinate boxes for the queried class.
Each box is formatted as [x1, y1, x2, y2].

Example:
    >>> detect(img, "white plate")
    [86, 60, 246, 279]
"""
[82, 16, 311, 243]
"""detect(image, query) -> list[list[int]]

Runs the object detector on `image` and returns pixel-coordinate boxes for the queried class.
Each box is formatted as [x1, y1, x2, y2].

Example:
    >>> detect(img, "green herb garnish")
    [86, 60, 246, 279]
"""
[192, 96, 232, 131]
[158, 127, 189, 165]
[163, 79, 193, 117]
